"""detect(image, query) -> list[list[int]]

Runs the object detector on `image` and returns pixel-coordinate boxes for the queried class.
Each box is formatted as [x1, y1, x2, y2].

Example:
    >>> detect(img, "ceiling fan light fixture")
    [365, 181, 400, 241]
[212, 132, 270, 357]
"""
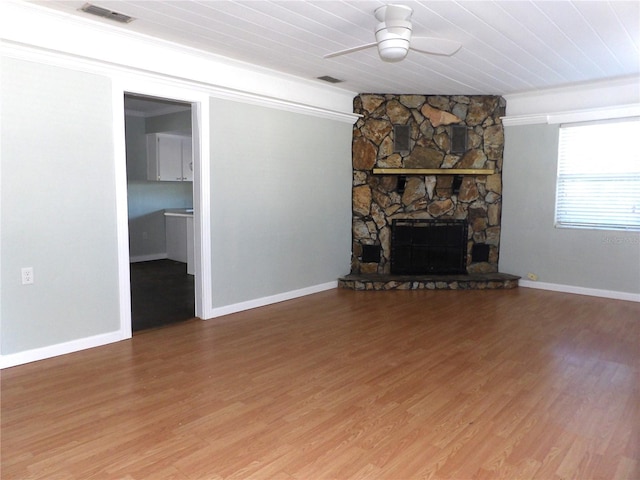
[323, 4, 461, 62]
[378, 41, 409, 62]
[375, 18, 411, 62]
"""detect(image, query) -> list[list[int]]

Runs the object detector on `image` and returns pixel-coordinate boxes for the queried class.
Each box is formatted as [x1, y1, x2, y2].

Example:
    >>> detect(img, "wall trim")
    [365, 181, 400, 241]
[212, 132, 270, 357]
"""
[191, 99, 213, 320]
[502, 103, 640, 127]
[1, 41, 359, 125]
[1, 0, 359, 123]
[519, 280, 640, 303]
[0, 330, 129, 369]
[112, 85, 133, 341]
[206, 282, 338, 319]
[112, 77, 214, 330]
[546, 104, 640, 124]
[503, 75, 640, 117]
[501, 114, 550, 127]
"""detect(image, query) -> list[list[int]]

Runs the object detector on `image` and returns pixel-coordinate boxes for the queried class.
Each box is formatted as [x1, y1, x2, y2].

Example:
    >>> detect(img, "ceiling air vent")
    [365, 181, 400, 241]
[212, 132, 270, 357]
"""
[317, 75, 343, 84]
[79, 3, 134, 23]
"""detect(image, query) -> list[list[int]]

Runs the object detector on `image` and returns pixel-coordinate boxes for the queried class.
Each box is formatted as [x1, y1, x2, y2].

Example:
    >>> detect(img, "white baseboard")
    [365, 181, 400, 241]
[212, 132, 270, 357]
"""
[0, 330, 130, 369]
[130, 253, 167, 263]
[518, 280, 640, 303]
[206, 281, 338, 319]
[1, 281, 338, 368]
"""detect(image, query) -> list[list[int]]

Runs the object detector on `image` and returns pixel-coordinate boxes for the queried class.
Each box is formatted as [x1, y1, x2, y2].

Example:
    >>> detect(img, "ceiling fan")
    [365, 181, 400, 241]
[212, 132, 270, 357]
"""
[324, 4, 462, 63]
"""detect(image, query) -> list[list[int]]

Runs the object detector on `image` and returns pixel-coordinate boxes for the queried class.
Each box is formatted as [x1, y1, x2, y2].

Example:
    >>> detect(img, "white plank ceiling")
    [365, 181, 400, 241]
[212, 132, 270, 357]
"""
[31, 0, 639, 95]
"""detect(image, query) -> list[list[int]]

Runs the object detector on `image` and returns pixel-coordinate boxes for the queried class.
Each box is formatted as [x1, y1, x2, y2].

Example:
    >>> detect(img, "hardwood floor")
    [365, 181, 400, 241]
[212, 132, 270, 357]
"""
[2, 288, 639, 479]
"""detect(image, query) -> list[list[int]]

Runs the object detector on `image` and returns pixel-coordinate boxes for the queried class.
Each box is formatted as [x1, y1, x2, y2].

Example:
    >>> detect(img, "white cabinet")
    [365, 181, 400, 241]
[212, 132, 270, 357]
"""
[181, 140, 193, 181]
[147, 133, 193, 181]
[164, 210, 195, 275]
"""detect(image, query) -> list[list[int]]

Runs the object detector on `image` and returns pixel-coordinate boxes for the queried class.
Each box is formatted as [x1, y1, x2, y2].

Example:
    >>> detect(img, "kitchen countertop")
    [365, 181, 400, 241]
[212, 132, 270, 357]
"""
[164, 208, 194, 218]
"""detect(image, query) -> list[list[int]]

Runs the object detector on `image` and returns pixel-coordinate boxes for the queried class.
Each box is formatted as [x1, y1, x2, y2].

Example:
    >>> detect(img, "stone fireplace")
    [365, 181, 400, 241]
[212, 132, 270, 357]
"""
[342, 93, 517, 290]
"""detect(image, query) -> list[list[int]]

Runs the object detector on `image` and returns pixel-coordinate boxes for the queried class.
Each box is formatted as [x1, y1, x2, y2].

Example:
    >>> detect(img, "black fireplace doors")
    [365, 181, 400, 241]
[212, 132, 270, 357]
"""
[391, 219, 468, 275]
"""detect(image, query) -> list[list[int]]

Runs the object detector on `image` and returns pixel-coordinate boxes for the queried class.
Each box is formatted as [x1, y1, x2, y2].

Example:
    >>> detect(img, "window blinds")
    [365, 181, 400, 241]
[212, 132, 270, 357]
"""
[555, 118, 640, 231]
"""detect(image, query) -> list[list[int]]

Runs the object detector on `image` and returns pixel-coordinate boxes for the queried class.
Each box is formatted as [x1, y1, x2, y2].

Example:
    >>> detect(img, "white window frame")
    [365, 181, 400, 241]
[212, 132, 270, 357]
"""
[555, 117, 640, 232]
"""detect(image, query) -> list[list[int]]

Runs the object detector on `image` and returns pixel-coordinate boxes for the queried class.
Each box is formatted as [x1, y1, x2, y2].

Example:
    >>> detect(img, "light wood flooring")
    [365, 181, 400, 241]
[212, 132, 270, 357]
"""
[2, 287, 639, 479]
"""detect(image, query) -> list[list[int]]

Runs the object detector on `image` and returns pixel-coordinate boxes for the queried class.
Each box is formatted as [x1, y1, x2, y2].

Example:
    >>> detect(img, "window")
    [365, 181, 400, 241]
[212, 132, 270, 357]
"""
[555, 117, 640, 231]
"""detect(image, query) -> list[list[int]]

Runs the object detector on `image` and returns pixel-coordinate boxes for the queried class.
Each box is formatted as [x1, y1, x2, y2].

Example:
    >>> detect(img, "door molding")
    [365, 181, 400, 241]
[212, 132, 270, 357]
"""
[113, 76, 212, 338]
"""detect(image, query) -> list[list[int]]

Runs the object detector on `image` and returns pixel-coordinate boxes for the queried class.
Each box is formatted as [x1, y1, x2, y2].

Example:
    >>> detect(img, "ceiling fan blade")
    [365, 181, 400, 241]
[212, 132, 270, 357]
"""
[410, 37, 462, 56]
[323, 42, 377, 59]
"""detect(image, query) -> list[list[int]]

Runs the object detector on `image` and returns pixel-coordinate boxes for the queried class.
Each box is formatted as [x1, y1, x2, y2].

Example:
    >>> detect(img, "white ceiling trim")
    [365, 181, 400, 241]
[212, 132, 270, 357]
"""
[504, 75, 640, 116]
[547, 104, 640, 125]
[501, 114, 549, 127]
[502, 103, 640, 127]
[1, 1, 359, 122]
[0, 39, 359, 124]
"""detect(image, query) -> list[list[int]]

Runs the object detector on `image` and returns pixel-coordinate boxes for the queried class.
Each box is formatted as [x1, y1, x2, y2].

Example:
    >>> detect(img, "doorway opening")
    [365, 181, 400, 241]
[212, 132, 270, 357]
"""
[124, 93, 196, 331]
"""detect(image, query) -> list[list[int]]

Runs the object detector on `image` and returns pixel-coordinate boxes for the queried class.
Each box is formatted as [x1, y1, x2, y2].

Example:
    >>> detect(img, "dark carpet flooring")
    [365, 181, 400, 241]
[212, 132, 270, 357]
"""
[130, 259, 195, 332]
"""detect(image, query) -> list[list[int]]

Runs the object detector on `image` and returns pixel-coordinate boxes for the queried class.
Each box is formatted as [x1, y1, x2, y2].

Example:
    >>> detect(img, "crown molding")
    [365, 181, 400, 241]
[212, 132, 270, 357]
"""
[502, 103, 640, 127]
[500, 114, 549, 127]
[0, 1, 359, 124]
[502, 75, 640, 126]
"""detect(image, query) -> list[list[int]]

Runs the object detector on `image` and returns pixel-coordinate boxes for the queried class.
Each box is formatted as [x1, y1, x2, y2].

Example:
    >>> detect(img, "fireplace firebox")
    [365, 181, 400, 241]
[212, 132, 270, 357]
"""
[391, 219, 468, 274]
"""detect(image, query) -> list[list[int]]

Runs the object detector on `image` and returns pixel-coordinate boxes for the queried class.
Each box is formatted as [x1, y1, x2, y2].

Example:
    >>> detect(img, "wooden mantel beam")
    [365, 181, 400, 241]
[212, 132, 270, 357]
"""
[372, 168, 494, 175]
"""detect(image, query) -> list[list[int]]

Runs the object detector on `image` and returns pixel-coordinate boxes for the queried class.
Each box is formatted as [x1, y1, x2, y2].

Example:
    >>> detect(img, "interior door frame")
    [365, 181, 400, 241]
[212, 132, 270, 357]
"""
[113, 77, 212, 337]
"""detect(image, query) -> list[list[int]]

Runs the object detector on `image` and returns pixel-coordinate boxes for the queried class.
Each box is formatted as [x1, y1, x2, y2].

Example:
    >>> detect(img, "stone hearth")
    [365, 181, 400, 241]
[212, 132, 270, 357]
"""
[339, 272, 520, 291]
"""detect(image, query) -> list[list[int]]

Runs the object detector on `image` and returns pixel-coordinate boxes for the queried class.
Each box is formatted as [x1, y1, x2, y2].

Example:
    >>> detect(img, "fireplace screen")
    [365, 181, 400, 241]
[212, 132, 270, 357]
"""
[391, 219, 468, 274]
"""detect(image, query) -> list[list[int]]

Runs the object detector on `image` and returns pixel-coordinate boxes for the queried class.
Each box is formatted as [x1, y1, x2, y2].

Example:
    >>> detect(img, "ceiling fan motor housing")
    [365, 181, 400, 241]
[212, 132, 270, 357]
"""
[323, 4, 460, 62]
[375, 20, 412, 62]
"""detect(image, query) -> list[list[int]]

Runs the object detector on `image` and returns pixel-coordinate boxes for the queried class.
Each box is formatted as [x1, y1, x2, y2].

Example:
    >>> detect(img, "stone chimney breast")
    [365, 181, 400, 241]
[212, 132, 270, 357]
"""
[350, 94, 506, 275]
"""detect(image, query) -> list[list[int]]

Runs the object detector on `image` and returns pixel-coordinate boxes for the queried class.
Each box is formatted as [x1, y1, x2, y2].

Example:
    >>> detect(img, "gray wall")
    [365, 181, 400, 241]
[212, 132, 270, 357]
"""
[209, 98, 353, 307]
[1, 58, 121, 354]
[500, 123, 640, 294]
[125, 114, 148, 181]
[0, 60, 354, 357]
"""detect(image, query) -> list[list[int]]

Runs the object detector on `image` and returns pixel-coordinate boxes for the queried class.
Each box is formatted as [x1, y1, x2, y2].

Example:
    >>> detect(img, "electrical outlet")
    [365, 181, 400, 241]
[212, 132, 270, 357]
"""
[526, 272, 538, 281]
[21, 267, 34, 285]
